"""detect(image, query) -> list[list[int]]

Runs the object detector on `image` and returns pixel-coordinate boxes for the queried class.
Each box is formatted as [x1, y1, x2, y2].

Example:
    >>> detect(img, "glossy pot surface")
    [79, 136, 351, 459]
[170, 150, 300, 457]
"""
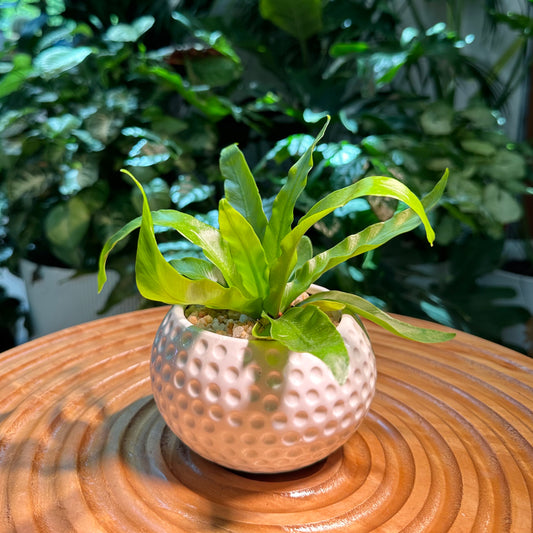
[151, 305, 376, 473]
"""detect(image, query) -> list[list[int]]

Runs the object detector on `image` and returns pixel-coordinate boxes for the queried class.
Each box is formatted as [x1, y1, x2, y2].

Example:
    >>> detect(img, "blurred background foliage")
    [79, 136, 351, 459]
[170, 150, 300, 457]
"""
[1, 0, 532, 349]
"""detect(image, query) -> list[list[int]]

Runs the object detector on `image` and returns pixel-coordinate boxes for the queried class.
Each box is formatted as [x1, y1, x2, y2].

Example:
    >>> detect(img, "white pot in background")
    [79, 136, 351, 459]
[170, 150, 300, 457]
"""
[480, 268, 533, 354]
[479, 240, 533, 355]
[20, 259, 140, 339]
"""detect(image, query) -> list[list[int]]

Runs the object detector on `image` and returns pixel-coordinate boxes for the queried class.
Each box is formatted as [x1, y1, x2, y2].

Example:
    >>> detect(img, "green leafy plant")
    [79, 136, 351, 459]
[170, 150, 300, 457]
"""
[99, 118, 454, 383]
[0, 5, 245, 312]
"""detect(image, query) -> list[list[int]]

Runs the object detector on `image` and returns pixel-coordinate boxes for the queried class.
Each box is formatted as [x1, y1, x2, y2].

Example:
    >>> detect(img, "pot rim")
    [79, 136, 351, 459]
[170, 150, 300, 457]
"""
[169, 284, 359, 346]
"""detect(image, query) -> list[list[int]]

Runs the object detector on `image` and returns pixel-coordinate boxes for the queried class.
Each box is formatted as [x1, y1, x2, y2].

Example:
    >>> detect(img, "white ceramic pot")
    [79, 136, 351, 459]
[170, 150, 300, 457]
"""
[150, 303, 377, 474]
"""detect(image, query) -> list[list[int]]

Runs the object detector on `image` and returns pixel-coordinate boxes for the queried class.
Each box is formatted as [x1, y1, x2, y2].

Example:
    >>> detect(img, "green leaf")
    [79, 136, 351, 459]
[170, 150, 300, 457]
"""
[266, 172, 445, 315]
[104, 16, 155, 42]
[0, 54, 33, 98]
[98, 215, 147, 291]
[262, 116, 330, 261]
[144, 66, 232, 121]
[98, 208, 243, 296]
[483, 149, 526, 181]
[282, 171, 449, 309]
[483, 184, 522, 224]
[259, 0, 323, 40]
[460, 138, 496, 156]
[119, 171, 257, 314]
[169, 257, 226, 284]
[302, 176, 436, 240]
[330, 42, 370, 57]
[295, 235, 313, 272]
[154, 211, 241, 285]
[151, 211, 230, 270]
[220, 143, 268, 239]
[218, 199, 269, 299]
[460, 106, 498, 129]
[44, 197, 90, 248]
[98, 170, 243, 295]
[34, 46, 93, 79]
[420, 103, 454, 136]
[302, 291, 455, 344]
[266, 305, 349, 384]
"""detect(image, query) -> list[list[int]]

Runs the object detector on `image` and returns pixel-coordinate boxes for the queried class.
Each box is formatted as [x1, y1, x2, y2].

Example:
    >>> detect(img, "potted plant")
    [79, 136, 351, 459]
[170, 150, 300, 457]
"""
[196, 0, 533, 348]
[99, 118, 454, 474]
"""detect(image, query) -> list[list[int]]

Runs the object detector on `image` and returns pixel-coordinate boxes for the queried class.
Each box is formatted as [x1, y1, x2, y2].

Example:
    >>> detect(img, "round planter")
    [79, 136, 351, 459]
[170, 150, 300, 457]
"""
[150, 304, 376, 474]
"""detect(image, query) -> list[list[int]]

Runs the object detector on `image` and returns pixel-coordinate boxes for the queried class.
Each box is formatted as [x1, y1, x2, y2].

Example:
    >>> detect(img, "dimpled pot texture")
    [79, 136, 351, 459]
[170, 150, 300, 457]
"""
[150, 306, 377, 474]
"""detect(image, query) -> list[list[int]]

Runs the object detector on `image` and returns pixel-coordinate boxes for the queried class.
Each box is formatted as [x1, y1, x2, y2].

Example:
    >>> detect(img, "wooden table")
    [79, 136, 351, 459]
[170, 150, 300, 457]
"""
[1, 307, 532, 532]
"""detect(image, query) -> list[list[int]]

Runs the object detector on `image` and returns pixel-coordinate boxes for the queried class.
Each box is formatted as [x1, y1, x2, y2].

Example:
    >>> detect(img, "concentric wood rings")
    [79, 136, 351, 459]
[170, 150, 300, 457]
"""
[1, 307, 531, 531]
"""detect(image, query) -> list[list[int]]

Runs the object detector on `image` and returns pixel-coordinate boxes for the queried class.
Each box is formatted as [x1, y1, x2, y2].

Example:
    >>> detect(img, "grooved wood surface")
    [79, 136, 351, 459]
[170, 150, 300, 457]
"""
[1, 307, 532, 532]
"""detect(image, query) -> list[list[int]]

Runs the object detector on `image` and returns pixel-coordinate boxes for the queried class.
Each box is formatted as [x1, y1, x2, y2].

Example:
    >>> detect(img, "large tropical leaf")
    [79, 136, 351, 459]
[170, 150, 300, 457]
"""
[266, 305, 349, 383]
[45, 197, 90, 248]
[220, 144, 268, 239]
[302, 291, 455, 343]
[265, 171, 446, 315]
[218, 199, 269, 299]
[262, 117, 330, 262]
[129, 172, 259, 314]
[169, 257, 226, 284]
[98, 171, 243, 292]
[281, 171, 448, 309]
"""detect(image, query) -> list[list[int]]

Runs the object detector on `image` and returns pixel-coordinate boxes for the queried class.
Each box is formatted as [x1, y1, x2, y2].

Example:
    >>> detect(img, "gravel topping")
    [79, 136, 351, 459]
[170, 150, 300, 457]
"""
[184, 292, 342, 340]
[185, 306, 256, 338]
